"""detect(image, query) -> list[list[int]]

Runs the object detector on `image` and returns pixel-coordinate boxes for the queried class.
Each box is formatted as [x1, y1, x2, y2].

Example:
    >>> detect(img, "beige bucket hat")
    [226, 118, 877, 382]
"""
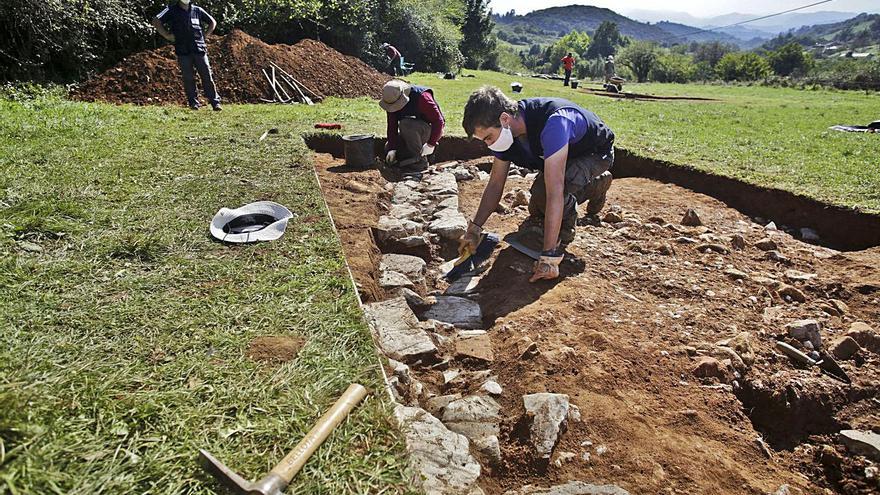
[379, 80, 412, 113]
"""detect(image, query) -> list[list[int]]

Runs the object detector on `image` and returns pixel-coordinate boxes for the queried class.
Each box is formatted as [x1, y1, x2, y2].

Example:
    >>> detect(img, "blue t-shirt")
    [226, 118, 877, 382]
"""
[156, 4, 210, 56]
[492, 108, 589, 161]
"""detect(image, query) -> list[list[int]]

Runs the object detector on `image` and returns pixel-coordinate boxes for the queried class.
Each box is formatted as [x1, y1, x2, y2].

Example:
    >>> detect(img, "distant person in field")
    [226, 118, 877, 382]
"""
[379, 80, 445, 170]
[381, 43, 403, 76]
[561, 52, 576, 86]
[604, 55, 616, 83]
[460, 86, 615, 282]
[152, 0, 222, 111]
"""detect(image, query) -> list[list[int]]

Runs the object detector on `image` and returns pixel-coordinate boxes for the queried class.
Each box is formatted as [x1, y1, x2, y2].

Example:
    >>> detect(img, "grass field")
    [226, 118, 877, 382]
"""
[408, 73, 880, 214]
[0, 96, 413, 493]
[1, 71, 878, 493]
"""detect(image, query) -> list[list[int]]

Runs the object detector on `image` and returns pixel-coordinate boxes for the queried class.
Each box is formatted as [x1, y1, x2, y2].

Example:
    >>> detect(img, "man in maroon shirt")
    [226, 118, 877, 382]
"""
[381, 43, 403, 76]
[379, 80, 445, 170]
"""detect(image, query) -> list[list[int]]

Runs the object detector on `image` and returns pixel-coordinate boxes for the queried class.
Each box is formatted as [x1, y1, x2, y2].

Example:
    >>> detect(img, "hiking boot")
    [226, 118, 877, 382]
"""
[585, 172, 612, 216]
[211, 103, 222, 112]
[518, 214, 544, 237]
[579, 214, 602, 227]
[189, 104, 200, 110]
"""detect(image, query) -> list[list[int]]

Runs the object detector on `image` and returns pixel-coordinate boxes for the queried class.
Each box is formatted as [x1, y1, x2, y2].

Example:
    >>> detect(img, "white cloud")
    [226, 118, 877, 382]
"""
[489, 0, 880, 18]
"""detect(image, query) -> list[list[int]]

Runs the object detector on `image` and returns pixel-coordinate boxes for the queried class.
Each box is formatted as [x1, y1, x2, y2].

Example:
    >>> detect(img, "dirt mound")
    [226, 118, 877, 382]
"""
[72, 29, 391, 105]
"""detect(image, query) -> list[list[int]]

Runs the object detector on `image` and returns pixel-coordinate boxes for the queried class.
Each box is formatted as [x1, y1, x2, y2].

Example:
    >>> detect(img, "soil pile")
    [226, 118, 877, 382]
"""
[73, 30, 391, 105]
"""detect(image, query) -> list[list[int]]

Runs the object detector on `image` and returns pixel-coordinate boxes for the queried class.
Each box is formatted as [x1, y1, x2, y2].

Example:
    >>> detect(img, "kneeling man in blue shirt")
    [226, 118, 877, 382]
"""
[460, 86, 615, 282]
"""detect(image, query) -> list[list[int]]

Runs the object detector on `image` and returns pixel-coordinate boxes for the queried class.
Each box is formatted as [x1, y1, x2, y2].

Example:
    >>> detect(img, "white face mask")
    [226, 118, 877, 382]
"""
[487, 125, 513, 152]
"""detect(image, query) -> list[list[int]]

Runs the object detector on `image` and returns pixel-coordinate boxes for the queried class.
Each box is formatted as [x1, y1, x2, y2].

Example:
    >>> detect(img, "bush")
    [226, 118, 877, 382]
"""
[650, 53, 696, 83]
[618, 41, 659, 83]
[766, 42, 813, 77]
[716, 52, 771, 81]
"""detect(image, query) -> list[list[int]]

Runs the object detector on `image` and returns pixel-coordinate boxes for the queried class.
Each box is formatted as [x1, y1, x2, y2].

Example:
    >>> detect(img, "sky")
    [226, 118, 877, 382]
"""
[488, 0, 880, 18]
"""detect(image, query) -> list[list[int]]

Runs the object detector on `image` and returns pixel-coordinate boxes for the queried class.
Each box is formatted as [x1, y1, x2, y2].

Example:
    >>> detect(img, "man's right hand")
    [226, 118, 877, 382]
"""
[385, 150, 397, 164]
[458, 220, 482, 257]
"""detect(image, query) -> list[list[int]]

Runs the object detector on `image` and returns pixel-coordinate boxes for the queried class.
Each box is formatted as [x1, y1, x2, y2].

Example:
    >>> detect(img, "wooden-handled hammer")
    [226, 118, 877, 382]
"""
[199, 383, 369, 495]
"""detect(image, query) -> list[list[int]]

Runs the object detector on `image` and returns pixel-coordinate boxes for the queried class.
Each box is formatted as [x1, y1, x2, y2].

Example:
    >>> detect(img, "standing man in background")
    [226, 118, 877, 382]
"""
[379, 80, 445, 170]
[561, 52, 575, 87]
[381, 43, 403, 76]
[152, 1, 222, 111]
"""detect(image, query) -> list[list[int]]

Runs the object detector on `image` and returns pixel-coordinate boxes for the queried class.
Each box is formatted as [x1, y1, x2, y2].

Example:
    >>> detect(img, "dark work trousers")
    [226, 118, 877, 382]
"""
[397, 117, 431, 168]
[177, 53, 220, 108]
[563, 69, 572, 86]
[529, 150, 615, 223]
[388, 56, 402, 76]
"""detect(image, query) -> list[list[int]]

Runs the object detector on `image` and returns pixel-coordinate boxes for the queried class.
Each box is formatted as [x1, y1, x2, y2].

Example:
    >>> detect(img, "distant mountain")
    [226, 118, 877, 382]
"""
[494, 5, 747, 47]
[653, 22, 742, 45]
[496, 5, 671, 41]
[779, 12, 880, 49]
[625, 9, 862, 35]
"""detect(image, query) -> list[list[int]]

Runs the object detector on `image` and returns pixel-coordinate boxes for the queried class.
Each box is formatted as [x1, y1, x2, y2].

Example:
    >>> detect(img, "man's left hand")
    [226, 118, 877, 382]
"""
[529, 253, 563, 282]
[421, 143, 435, 156]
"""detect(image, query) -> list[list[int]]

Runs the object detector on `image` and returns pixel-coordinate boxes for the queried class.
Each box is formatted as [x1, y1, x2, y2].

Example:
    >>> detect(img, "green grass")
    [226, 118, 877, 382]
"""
[1, 69, 879, 493]
[0, 96, 413, 493]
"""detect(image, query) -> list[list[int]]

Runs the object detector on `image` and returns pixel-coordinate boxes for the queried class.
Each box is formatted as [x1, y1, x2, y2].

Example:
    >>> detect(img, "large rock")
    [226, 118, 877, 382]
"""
[846, 322, 880, 354]
[375, 215, 423, 242]
[831, 336, 861, 360]
[380, 254, 427, 284]
[423, 296, 484, 329]
[839, 430, 880, 461]
[389, 204, 422, 221]
[455, 331, 494, 362]
[394, 405, 484, 495]
[442, 396, 502, 463]
[421, 172, 459, 198]
[754, 238, 778, 251]
[786, 319, 822, 349]
[429, 208, 468, 240]
[504, 482, 630, 495]
[681, 209, 702, 227]
[729, 332, 756, 366]
[379, 270, 415, 291]
[523, 393, 570, 459]
[691, 356, 733, 383]
[392, 182, 426, 205]
[364, 297, 437, 363]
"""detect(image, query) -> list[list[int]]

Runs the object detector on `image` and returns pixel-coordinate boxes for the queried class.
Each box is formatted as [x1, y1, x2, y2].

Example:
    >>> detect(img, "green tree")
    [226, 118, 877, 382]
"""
[650, 52, 696, 83]
[586, 21, 625, 59]
[716, 52, 771, 81]
[767, 42, 813, 77]
[619, 40, 659, 83]
[547, 30, 591, 74]
[693, 41, 736, 68]
[459, 0, 497, 69]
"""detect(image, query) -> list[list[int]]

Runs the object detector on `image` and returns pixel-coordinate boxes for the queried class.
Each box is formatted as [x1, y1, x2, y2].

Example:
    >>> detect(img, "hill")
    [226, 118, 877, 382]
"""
[494, 5, 746, 48]
[762, 13, 880, 53]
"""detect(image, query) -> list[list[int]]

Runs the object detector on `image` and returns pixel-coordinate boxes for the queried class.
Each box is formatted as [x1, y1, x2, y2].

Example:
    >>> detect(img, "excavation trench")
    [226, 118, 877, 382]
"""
[309, 135, 880, 494]
[305, 133, 880, 252]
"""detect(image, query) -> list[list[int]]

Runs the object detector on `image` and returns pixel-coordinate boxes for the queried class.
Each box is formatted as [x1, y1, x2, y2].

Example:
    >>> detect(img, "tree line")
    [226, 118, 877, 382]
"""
[0, 0, 497, 82]
[508, 21, 879, 90]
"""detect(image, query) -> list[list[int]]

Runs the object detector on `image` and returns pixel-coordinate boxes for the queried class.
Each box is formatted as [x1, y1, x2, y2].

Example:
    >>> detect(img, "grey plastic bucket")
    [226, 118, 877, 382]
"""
[570, 81, 579, 89]
[342, 134, 375, 168]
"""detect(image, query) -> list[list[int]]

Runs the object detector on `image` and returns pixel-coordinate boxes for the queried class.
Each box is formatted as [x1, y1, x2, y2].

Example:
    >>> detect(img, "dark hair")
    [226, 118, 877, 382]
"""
[462, 86, 518, 138]
[567, 52, 572, 57]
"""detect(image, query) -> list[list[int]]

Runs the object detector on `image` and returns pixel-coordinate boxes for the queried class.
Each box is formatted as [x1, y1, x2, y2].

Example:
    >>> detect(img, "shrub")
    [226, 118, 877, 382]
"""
[716, 52, 771, 81]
